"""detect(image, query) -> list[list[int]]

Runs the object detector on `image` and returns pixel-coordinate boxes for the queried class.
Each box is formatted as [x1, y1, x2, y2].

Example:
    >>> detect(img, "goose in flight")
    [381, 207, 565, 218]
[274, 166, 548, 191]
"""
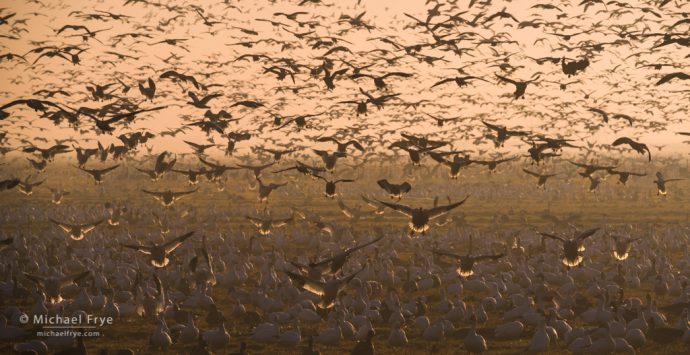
[17, 175, 45, 195]
[432, 249, 505, 277]
[313, 149, 346, 173]
[374, 196, 469, 235]
[142, 188, 198, 207]
[273, 161, 325, 179]
[172, 168, 206, 185]
[605, 169, 646, 185]
[653, 171, 684, 196]
[351, 71, 412, 89]
[286, 265, 365, 309]
[245, 211, 294, 236]
[122, 231, 195, 268]
[522, 169, 557, 189]
[257, 147, 296, 161]
[481, 121, 529, 147]
[612, 137, 651, 162]
[314, 175, 355, 198]
[430, 153, 473, 179]
[316, 136, 364, 154]
[0, 178, 20, 191]
[291, 236, 383, 279]
[138, 78, 156, 101]
[431, 76, 488, 88]
[184, 140, 215, 155]
[377, 179, 412, 200]
[255, 178, 287, 202]
[655, 72, 690, 85]
[187, 91, 222, 108]
[0, 98, 67, 120]
[567, 161, 615, 178]
[610, 234, 640, 261]
[425, 113, 462, 127]
[199, 157, 240, 182]
[23, 144, 71, 161]
[136, 151, 176, 181]
[495, 74, 540, 99]
[49, 217, 103, 240]
[23, 271, 91, 303]
[76, 164, 120, 184]
[473, 156, 517, 172]
[236, 162, 275, 180]
[538, 228, 600, 267]
[27, 158, 47, 173]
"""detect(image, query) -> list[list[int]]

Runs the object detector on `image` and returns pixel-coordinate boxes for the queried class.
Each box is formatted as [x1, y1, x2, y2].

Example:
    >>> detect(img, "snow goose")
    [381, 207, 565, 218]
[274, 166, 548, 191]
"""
[49, 218, 102, 241]
[568, 334, 592, 354]
[179, 312, 200, 344]
[625, 328, 646, 348]
[587, 333, 616, 354]
[203, 322, 231, 350]
[538, 228, 600, 267]
[251, 322, 280, 343]
[121, 231, 194, 268]
[526, 318, 550, 353]
[388, 322, 408, 347]
[0, 314, 28, 341]
[315, 320, 342, 346]
[494, 320, 523, 339]
[285, 265, 364, 309]
[351, 329, 375, 355]
[23, 270, 90, 303]
[373, 196, 469, 236]
[13, 340, 48, 355]
[464, 314, 488, 353]
[279, 320, 301, 347]
[149, 315, 172, 350]
[422, 319, 445, 341]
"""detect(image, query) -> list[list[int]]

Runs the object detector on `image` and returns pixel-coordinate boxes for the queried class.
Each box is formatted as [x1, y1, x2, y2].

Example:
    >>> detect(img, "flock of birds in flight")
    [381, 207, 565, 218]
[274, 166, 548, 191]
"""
[0, 0, 690, 354]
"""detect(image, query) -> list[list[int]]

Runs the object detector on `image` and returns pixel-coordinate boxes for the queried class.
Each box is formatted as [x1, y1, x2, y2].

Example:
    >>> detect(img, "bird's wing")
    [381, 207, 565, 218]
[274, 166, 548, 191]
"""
[141, 189, 162, 197]
[376, 179, 392, 192]
[522, 169, 540, 177]
[431, 78, 454, 88]
[427, 195, 469, 219]
[100, 164, 120, 174]
[577, 228, 600, 241]
[23, 272, 45, 285]
[286, 271, 325, 296]
[121, 244, 152, 254]
[172, 189, 198, 197]
[345, 235, 383, 253]
[60, 271, 90, 287]
[538, 232, 565, 242]
[495, 74, 517, 85]
[164, 231, 195, 253]
[612, 137, 634, 146]
[473, 253, 505, 261]
[481, 120, 501, 132]
[432, 249, 463, 259]
[49, 218, 72, 232]
[81, 220, 103, 233]
[272, 216, 293, 228]
[373, 199, 415, 216]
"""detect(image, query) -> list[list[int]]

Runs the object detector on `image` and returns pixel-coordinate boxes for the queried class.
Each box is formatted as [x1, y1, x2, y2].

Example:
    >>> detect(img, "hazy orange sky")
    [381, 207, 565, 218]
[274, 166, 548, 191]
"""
[0, 0, 688, 159]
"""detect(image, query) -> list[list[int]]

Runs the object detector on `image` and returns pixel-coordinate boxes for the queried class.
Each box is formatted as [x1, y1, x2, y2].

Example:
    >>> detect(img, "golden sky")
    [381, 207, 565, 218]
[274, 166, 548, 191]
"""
[0, 0, 689, 159]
